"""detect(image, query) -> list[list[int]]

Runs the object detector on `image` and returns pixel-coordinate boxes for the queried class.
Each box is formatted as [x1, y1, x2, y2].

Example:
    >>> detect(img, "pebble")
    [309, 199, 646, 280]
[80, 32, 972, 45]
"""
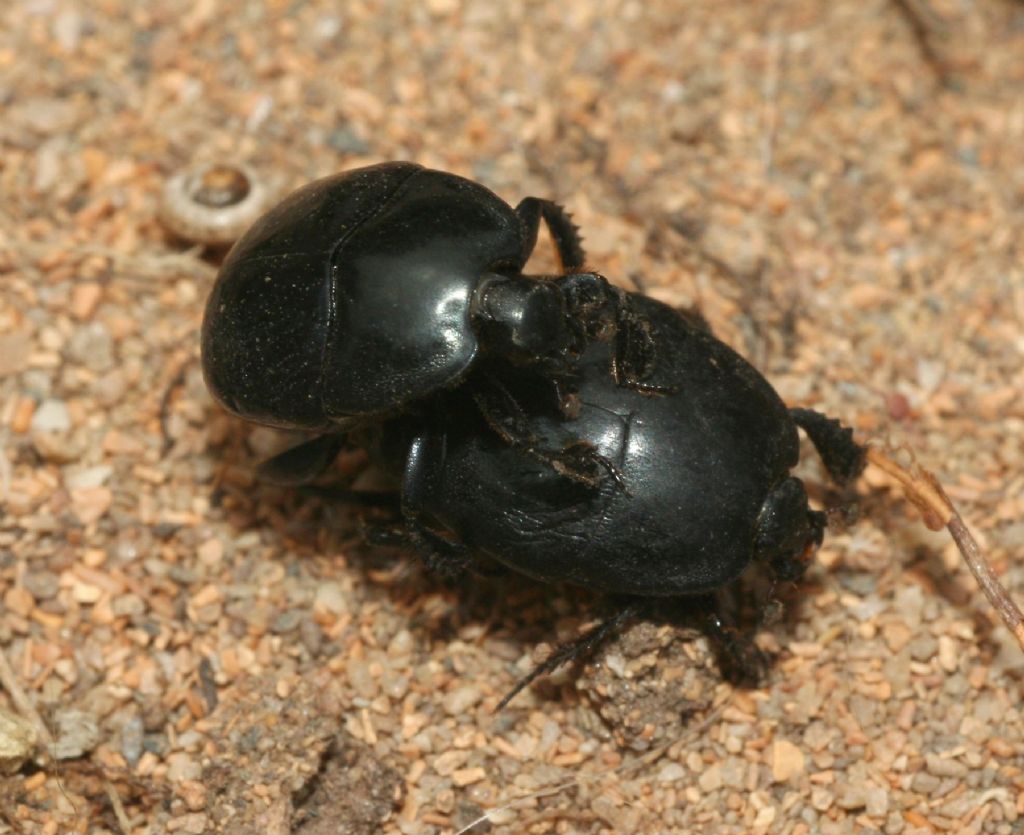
[166, 752, 202, 783]
[30, 398, 71, 434]
[810, 787, 834, 812]
[64, 464, 113, 491]
[925, 753, 967, 778]
[65, 321, 114, 372]
[313, 582, 349, 618]
[698, 763, 722, 793]
[452, 766, 486, 787]
[866, 786, 889, 817]
[835, 785, 867, 810]
[166, 813, 209, 834]
[53, 708, 100, 760]
[442, 685, 482, 716]
[121, 715, 144, 766]
[70, 282, 103, 320]
[910, 771, 941, 794]
[70, 486, 113, 525]
[22, 570, 60, 600]
[658, 762, 686, 783]
[772, 739, 806, 782]
[0, 707, 37, 775]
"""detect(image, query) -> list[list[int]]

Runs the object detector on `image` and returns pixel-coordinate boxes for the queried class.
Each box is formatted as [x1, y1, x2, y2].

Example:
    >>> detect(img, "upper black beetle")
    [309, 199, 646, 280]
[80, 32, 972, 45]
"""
[201, 162, 642, 443]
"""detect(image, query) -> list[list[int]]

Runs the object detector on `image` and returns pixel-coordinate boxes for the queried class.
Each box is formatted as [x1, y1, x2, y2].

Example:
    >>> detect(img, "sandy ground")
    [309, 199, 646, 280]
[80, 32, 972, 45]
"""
[2, 0, 1024, 832]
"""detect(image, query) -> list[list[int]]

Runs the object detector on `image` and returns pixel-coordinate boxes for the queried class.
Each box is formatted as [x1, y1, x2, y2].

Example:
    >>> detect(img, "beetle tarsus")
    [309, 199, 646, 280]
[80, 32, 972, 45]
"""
[404, 520, 475, 580]
[497, 603, 643, 710]
[472, 379, 620, 490]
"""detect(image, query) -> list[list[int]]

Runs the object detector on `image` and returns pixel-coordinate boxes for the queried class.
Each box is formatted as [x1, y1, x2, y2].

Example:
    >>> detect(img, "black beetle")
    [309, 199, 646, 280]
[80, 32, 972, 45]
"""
[201, 162, 651, 478]
[202, 164, 1023, 707]
[367, 291, 866, 702]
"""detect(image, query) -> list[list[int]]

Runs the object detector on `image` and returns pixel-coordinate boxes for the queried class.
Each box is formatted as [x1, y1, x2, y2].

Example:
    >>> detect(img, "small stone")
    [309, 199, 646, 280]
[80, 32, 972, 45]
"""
[166, 752, 202, 783]
[71, 580, 103, 604]
[452, 766, 486, 787]
[433, 750, 469, 776]
[270, 609, 301, 634]
[0, 707, 38, 774]
[910, 771, 941, 793]
[925, 753, 967, 778]
[772, 739, 806, 782]
[64, 464, 112, 491]
[835, 785, 867, 810]
[30, 398, 70, 433]
[70, 486, 113, 525]
[658, 762, 686, 783]
[866, 786, 889, 817]
[167, 812, 208, 834]
[22, 571, 60, 600]
[810, 787, 834, 812]
[70, 282, 103, 320]
[313, 582, 349, 618]
[442, 685, 482, 716]
[121, 715, 144, 766]
[346, 659, 378, 700]
[908, 634, 938, 663]
[178, 779, 207, 811]
[32, 429, 82, 463]
[937, 636, 958, 673]
[697, 763, 722, 793]
[0, 331, 31, 378]
[3, 587, 34, 618]
[65, 322, 114, 372]
[53, 708, 101, 760]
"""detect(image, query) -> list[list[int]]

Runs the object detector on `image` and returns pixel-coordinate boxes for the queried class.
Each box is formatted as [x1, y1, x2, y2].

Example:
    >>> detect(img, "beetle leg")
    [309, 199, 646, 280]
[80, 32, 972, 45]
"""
[497, 602, 643, 710]
[790, 408, 867, 487]
[692, 595, 769, 687]
[257, 433, 349, 485]
[753, 477, 826, 583]
[610, 297, 677, 396]
[472, 380, 626, 491]
[297, 485, 401, 509]
[404, 521, 475, 579]
[515, 197, 586, 272]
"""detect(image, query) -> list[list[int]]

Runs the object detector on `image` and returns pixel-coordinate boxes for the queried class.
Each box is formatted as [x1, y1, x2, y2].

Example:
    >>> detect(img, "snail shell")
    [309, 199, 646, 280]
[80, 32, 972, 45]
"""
[159, 162, 269, 246]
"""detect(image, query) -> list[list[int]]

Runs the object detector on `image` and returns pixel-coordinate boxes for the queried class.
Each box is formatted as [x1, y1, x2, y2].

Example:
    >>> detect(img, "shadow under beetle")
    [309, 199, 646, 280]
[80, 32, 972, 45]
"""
[202, 162, 877, 704]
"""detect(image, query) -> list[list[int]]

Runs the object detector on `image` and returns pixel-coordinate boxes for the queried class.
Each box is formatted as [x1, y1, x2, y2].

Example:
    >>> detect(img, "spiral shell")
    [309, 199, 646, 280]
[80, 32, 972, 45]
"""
[159, 162, 268, 246]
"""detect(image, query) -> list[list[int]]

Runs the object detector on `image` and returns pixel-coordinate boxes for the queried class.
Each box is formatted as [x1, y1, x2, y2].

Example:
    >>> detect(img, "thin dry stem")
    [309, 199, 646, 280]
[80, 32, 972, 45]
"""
[866, 447, 1024, 651]
[104, 780, 134, 835]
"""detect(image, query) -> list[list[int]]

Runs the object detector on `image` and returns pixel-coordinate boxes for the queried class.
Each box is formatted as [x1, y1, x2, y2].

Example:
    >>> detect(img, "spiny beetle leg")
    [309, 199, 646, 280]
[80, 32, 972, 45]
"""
[790, 408, 867, 486]
[515, 197, 586, 272]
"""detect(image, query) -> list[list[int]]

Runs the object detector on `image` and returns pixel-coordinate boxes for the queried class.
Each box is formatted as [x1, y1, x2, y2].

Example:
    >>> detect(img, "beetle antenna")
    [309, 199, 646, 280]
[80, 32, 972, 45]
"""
[866, 446, 1024, 652]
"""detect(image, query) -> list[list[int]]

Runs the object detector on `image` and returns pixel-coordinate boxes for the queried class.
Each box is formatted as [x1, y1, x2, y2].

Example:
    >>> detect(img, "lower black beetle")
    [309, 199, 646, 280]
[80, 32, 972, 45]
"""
[358, 288, 1024, 705]
[369, 291, 866, 702]
[202, 165, 1024, 706]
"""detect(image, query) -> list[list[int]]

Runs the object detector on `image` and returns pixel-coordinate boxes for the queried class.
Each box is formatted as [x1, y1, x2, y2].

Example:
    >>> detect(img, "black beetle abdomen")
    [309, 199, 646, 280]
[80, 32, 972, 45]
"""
[201, 163, 422, 428]
[406, 295, 800, 596]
